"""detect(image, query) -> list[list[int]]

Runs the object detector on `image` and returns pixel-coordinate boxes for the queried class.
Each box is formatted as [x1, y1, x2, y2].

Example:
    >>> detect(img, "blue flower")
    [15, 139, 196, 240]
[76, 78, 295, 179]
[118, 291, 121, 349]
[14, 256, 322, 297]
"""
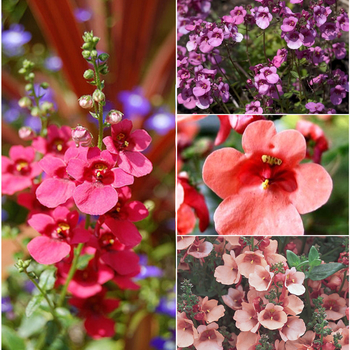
[2, 24, 31, 57]
[135, 254, 163, 279]
[155, 297, 176, 318]
[118, 87, 151, 118]
[145, 108, 175, 135]
[45, 55, 63, 72]
[74, 8, 93, 22]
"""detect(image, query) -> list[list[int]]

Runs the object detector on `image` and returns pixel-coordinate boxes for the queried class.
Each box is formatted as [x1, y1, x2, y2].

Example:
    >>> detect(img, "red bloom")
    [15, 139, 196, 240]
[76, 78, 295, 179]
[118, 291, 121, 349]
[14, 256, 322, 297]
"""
[203, 120, 333, 235]
[69, 289, 119, 339]
[103, 119, 152, 177]
[2, 145, 42, 195]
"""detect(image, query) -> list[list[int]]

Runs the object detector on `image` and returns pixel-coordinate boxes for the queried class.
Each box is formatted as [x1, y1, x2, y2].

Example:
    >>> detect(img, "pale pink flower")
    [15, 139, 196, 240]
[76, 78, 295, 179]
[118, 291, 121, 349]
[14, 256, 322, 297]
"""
[222, 286, 245, 310]
[258, 303, 287, 330]
[177, 236, 196, 250]
[321, 293, 347, 320]
[279, 316, 307, 341]
[200, 297, 225, 323]
[235, 250, 267, 278]
[193, 323, 224, 350]
[187, 238, 213, 258]
[249, 265, 274, 291]
[177, 311, 198, 347]
[236, 331, 260, 350]
[285, 267, 306, 295]
[214, 250, 240, 285]
[233, 302, 260, 332]
[285, 330, 315, 350]
[282, 295, 304, 316]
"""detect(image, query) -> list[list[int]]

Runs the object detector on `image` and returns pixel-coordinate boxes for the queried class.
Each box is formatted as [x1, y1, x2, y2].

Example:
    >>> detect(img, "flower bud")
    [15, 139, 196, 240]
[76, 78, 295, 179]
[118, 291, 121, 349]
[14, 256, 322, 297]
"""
[27, 72, 35, 80]
[72, 125, 93, 147]
[90, 50, 98, 59]
[19, 127, 36, 141]
[25, 83, 33, 91]
[83, 69, 94, 80]
[18, 97, 32, 108]
[41, 101, 55, 114]
[99, 53, 109, 61]
[106, 110, 123, 124]
[82, 50, 91, 59]
[79, 95, 94, 109]
[82, 42, 91, 50]
[92, 36, 100, 44]
[40, 82, 49, 89]
[31, 107, 41, 117]
[93, 89, 105, 102]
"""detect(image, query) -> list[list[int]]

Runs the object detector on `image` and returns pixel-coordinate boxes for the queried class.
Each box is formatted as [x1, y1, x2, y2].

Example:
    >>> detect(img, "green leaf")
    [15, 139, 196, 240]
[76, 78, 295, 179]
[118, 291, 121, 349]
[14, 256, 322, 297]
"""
[309, 263, 346, 281]
[26, 293, 44, 317]
[39, 269, 56, 291]
[308, 246, 319, 263]
[18, 312, 47, 338]
[309, 258, 322, 268]
[77, 254, 94, 270]
[290, 71, 299, 79]
[286, 250, 300, 267]
[2, 325, 26, 350]
[283, 92, 294, 98]
[44, 320, 60, 345]
[89, 111, 98, 119]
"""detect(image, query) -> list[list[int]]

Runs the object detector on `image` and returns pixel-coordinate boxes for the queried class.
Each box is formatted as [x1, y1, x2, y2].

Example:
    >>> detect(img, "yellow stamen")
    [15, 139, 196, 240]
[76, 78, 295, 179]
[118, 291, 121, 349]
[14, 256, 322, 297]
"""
[16, 161, 28, 172]
[95, 163, 108, 170]
[124, 141, 129, 147]
[271, 316, 273, 320]
[262, 277, 265, 280]
[262, 179, 270, 190]
[57, 144, 63, 152]
[330, 306, 332, 310]
[58, 223, 70, 231]
[251, 260, 254, 264]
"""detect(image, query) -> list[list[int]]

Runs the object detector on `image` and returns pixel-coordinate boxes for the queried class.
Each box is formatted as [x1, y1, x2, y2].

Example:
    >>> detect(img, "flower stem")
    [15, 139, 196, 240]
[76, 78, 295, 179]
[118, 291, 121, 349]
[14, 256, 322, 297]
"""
[263, 30, 268, 63]
[57, 215, 90, 307]
[92, 60, 104, 150]
[304, 279, 312, 319]
[338, 269, 347, 296]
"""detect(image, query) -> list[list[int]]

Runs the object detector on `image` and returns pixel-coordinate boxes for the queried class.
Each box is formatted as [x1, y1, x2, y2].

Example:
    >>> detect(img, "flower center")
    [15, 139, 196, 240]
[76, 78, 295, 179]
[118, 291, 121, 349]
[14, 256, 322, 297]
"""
[56, 222, 70, 238]
[16, 160, 29, 173]
[261, 154, 282, 166]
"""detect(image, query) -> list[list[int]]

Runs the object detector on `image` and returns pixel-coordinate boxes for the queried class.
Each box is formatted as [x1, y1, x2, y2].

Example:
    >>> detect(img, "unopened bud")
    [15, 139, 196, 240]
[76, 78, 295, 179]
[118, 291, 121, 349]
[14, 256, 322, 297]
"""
[19, 127, 36, 141]
[106, 110, 123, 124]
[82, 50, 91, 59]
[98, 53, 109, 62]
[83, 69, 94, 80]
[27, 72, 35, 80]
[90, 50, 98, 59]
[72, 125, 93, 147]
[22, 259, 31, 268]
[79, 95, 94, 109]
[25, 83, 33, 92]
[41, 101, 55, 114]
[92, 36, 100, 44]
[40, 82, 49, 89]
[92, 89, 105, 102]
[31, 107, 41, 117]
[18, 97, 32, 108]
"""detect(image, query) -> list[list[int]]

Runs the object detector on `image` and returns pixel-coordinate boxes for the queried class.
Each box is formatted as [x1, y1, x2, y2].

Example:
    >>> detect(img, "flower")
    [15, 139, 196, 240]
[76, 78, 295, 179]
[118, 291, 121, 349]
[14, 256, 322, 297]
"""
[233, 302, 260, 332]
[214, 250, 240, 285]
[285, 267, 305, 295]
[279, 316, 306, 341]
[258, 303, 287, 330]
[193, 323, 224, 350]
[2, 146, 42, 195]
[117, 87, 151, 117]
[103, 119, 153, 177]
[177, 312, 198, 347]
[202, 120, 333, 235]
[2, 24, 31, 56]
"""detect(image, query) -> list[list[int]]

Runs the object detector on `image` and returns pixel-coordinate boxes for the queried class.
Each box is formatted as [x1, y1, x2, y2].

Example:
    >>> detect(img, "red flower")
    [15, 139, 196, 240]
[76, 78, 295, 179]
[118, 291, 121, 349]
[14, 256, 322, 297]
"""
[203, 120, 333, 235]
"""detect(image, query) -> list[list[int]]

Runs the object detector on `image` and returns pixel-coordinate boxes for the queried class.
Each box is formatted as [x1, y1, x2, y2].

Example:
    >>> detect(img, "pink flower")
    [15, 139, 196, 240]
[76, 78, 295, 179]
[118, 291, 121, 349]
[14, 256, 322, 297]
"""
[27, 206, 90, 264]
[236, 331, 260, 350]
[103, 119, 152, 177]
[222, 286, 245, 310]
[214, 250, 240, 285]
[235, 250, 267, 278]
[177, 312, 198, 347]
[187, 237, 213, 258]
[193, 323, 224, 350]
[2, 146, 42, 195]
[69, 289, 119, 339]
[321, 293, 347, 320]
[279, 316, 306, 341]
[258, 303, 287, 330]
[285, 267, 305, 295]
[199, 297, 225, 323]
[66, 147, 134, 215]
[233, 302, 260, 332]
[248, 265, 274, 291]
[202, 120, 333, 235]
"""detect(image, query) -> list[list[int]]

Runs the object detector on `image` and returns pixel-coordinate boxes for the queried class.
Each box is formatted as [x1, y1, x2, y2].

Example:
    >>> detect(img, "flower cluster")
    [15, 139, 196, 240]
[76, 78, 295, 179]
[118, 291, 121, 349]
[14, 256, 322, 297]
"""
[177, 0, 349, 114]
[177, 236, 349, 350]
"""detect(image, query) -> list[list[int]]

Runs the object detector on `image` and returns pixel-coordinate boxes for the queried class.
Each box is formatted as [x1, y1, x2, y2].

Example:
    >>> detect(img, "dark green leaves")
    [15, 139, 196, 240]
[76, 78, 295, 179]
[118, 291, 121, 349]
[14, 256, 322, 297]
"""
[309, 263, 346, 281]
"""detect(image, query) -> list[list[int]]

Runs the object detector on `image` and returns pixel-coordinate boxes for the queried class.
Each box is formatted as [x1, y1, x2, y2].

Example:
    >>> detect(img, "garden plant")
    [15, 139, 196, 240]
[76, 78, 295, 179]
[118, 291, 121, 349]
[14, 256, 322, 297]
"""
[177, 235, 349, 350]
[177, 0, 349, 114]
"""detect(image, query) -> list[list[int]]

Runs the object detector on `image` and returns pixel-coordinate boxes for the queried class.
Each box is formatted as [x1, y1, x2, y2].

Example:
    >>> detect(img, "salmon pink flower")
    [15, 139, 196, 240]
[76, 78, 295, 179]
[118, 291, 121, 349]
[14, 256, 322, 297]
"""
[2, 145, 42, 195]
[236, 331, 260, 350]
[214, 250, 240, 285]
[233, 302, 260, 332]
[202, 120, 333, 235]
[103, 119, 152, 177]
[199, 297, 225, 323]
[193, 323, 224, 350]
[258, 303, 287, 330]
[321, 293, 347, 320]
[66, 147, 134, 215]
[279, 316, 306, 341]
[177, 312, 198, 347]
[27, 206, 90, 264]
[187, 237, 213, 258]
[248, 265, 274, 291]
[285, 267, 305, 295]
[235, 250, 267, 278]
[222, 286, 245, 310]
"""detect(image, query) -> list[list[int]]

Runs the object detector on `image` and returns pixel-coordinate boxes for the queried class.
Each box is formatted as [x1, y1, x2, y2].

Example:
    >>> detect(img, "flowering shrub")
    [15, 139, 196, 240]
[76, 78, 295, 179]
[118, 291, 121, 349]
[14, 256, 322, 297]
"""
[177, 236, 349, 350]
[177, 115, 349, 235]
[2, 1, 175, 347]
[177, 0, 349, 114]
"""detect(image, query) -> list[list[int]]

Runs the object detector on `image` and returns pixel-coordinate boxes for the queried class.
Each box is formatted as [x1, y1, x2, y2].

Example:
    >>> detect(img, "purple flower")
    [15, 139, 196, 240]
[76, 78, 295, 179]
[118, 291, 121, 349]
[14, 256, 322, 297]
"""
[155, 297, 176, 318]
[332, 42, 346, 59]
[186, 34, 198, 51]
[266, 84, 283, 99]
[74, 8, 92, 22]
[300, 28, 316, 47]
[252, 7, 272, 30]
[196, 93, 213, 109]
[2, 24, 31, 56]
[310, 74, 328, 86]
[135, 255, 163, 279]
[45, 55, 63, 71]
[188, 52, 205, 66]
[118, 87, 151, 117]
[255, 75, 270, 95]
[337, 14, 349, 32]
[245, 100, 263, 114]
[310, 47, 324, 65]
[2, 296, 13, 313]
[281, 16, 298, 32]
[272, 48, 288, 68]
[313, 6, 331, 27]
[193, 78, 211, 97]
[144, 109, 175, 135]
[223, 6, 247, 25]
[178, 88, 197, 109]
[330, 85, 346, 105]
[305, 102, 325, 113]
[208, 28, 224, 47]
[284, 31, 304, 49]
[259, 67, 280, 84]
[197, 33, 214, 53]
[320, 22, 339, 40]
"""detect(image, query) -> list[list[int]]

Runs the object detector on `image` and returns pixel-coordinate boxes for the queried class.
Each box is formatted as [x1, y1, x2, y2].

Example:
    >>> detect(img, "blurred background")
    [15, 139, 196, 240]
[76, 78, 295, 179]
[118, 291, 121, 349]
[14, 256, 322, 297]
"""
[177, 115, 349, 236]
[2, 0, 176, 349]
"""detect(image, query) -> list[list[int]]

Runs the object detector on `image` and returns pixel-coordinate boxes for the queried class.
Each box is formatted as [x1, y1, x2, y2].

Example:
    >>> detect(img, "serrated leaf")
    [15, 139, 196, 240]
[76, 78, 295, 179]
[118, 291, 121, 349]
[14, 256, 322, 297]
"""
[77, 254, 94, 270]
[309, 263, 346, 281]
[290, 71, 299, 79]
[39, 269, 56, 291]
[26, 293, 44, 317]
[286, 250, 300, 268]
[308, 246, 319, 263]
[2, 325, 26, 350]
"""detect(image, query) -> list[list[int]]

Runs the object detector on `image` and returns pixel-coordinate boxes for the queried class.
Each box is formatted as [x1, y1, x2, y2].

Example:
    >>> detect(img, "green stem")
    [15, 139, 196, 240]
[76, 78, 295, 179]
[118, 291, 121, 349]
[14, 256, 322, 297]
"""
[274, 84, 284, 113]
[304, 279, 312, 319]
[338, 269, 347, 296]
[57, 215, 90, 307]
[263, 30, 268, 62]
[245, 24, 252, 67]
[92, 60, 104, 149]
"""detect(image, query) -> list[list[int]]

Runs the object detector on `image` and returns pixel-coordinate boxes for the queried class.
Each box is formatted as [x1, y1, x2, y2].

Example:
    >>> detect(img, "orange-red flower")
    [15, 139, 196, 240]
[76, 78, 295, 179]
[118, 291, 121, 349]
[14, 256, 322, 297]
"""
[202, 120, 333, 235]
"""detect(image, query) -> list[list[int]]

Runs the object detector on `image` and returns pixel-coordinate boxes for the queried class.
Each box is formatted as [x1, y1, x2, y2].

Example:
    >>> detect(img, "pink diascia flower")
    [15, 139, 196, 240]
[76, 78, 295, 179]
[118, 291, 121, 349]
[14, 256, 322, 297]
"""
[66, 147, 134, 215]
[27, 206, 90, 264]
[2, 145, 42, 195]
[193, 323, 224, 350]
[103, 119, 152, 177]
[202, 120, 333, 235]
